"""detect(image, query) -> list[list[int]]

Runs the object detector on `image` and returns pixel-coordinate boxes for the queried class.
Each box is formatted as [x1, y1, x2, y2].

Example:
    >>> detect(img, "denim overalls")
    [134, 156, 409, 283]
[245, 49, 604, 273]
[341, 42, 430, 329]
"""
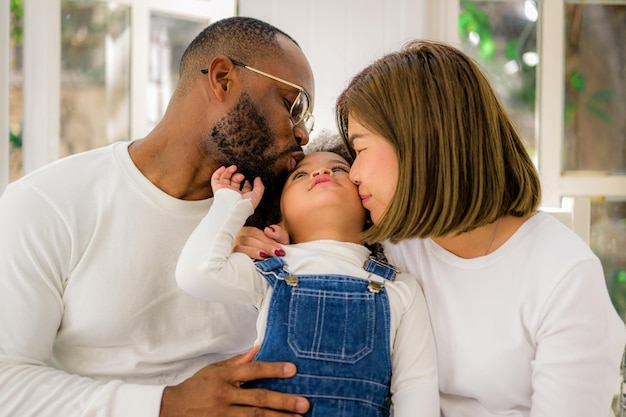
[244, 255, 398, 417]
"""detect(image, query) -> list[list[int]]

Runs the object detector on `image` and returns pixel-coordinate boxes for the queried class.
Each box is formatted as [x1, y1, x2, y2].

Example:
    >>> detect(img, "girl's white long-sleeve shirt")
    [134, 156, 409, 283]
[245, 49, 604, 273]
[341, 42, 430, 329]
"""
[176, 188, 440, 417]
[384, 212, 626, 417]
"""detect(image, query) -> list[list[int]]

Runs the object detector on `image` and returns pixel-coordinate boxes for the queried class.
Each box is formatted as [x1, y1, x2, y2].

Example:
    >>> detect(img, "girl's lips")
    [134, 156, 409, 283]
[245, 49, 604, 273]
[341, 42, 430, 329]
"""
[360, 195, 371, 205]
[310, 176, 333, 189]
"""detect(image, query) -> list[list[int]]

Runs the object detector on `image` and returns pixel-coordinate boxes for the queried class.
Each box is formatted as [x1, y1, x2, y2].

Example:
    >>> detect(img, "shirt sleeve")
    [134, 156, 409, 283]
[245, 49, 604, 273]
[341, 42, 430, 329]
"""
[389, 274, 440, 417]
[0, 183, 164, 417]
[176, 188, 267, 306]
[532, 257, 626, 417]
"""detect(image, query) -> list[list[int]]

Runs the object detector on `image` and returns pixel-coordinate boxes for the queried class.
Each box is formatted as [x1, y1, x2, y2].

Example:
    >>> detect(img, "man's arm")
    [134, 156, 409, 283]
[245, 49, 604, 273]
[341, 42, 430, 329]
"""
[0, 183, 308, 417]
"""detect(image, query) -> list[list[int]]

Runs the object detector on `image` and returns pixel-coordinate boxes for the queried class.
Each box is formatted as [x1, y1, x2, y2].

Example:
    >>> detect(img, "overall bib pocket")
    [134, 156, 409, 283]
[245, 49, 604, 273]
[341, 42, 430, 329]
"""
[287, 287, 375, 364]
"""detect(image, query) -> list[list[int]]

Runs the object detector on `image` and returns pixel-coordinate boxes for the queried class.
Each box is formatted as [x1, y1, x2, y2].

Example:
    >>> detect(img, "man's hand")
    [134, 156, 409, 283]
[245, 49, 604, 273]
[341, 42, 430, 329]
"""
[160, 348, 309, 417]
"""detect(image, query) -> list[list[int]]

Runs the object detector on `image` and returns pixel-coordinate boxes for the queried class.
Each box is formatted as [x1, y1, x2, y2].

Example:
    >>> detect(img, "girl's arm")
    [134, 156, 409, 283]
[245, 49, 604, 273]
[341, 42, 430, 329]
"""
[175, 166, 267, 305]
[389, 275, 440, 417]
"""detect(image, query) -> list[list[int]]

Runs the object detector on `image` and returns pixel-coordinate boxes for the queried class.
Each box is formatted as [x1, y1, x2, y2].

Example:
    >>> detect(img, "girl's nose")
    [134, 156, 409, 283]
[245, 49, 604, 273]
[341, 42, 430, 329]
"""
[311, 167, 332, 177]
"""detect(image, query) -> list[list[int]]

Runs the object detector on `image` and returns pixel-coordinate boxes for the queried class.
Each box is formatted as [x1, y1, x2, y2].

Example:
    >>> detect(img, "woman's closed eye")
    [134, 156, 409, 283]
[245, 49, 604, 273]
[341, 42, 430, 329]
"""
[352, 146, 365, 156]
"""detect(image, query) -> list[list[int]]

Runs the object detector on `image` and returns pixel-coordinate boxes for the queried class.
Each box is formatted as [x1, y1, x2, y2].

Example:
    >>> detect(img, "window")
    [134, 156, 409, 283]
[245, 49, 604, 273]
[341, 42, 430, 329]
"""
[459, 0, 626, 321]
[4, 0, 235, 187]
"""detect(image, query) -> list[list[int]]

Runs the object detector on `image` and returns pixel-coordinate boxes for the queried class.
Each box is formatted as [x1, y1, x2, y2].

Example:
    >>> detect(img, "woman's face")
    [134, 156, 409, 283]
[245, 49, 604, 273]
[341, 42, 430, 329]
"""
[347, 117, 399, 225]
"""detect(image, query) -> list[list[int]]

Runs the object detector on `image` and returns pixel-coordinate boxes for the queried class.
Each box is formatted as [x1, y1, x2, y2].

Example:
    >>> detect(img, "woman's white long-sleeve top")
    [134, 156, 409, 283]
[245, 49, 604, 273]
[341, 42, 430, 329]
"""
[384, 212, 626, 417]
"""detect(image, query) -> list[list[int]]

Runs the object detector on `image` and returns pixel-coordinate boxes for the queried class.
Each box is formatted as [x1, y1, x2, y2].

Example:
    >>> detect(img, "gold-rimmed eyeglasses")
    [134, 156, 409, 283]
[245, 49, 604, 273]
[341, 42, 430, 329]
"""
[201, 59, 315, 133]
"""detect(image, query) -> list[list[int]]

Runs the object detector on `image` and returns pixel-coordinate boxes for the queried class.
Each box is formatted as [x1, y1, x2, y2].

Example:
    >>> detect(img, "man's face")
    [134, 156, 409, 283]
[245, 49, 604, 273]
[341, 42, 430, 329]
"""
[206, 92, 301, 227]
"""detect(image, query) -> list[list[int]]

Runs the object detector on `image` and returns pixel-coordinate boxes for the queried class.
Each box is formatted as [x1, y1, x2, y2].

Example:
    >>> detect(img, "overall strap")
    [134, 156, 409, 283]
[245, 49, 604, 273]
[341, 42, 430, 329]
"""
[364, 256, 399, 281]
[254, 257, 292, 287]
[364, 256, 400, 294]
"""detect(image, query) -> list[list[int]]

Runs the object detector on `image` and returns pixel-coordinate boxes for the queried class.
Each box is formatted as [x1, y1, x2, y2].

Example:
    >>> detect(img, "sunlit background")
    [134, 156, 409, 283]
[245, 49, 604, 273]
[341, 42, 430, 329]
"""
[4, 0, 626, 324]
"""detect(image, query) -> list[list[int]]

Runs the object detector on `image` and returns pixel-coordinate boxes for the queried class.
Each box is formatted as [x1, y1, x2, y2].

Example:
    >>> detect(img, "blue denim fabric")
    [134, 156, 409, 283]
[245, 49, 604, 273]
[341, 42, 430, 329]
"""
[245, 256, 395, 417]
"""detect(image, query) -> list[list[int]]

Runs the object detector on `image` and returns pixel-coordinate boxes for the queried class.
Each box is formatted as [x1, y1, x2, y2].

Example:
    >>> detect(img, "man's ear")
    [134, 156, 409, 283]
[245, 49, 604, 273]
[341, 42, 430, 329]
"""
[205, 55, 237, 102]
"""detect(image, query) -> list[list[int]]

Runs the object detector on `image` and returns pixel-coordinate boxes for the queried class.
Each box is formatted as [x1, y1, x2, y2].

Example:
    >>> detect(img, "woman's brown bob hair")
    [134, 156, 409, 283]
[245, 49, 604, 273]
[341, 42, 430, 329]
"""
[336, 40, 541, 244]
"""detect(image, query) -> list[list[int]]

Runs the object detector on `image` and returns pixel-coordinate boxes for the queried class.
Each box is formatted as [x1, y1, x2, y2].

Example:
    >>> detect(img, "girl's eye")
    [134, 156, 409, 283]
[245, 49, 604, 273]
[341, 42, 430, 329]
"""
[292, 171, 307, 179]
[332, 165, 349, 174]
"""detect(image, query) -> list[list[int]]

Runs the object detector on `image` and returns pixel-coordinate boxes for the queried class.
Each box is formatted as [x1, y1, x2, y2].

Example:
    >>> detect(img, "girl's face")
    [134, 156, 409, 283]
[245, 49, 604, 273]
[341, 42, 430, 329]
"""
[280, 151, 366, 242]
[347, 117, 399, 225]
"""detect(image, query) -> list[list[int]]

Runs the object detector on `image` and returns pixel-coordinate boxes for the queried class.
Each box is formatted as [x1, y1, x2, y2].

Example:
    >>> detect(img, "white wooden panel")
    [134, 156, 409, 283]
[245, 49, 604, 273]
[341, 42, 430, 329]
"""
[130, 1, 151, 140]
[427, 0, 460, 44]
[149, 0, 235, 19]
[238, 0, 429, 137]
[537, 0, 565, 207]
[22, 0, 60, 174]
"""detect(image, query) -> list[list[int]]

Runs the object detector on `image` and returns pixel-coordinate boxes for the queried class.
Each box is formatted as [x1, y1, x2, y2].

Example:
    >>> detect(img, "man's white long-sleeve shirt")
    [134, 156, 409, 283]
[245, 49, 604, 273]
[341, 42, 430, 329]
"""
[0, 142, 258, 417]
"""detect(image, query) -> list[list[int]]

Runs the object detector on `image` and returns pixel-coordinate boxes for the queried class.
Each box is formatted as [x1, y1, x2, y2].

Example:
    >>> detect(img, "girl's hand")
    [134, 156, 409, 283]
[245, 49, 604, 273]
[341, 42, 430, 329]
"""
[212, 165, 264, 209]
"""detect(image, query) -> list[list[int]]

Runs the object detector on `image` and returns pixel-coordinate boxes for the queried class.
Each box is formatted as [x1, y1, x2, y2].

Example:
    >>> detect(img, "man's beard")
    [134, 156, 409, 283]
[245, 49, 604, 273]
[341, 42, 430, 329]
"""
[206, 92, 297, 228]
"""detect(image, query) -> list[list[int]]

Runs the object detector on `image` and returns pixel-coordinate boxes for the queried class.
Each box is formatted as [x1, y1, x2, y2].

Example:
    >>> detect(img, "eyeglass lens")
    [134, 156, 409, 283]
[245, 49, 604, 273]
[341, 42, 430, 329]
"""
[291, 91, 314, 132]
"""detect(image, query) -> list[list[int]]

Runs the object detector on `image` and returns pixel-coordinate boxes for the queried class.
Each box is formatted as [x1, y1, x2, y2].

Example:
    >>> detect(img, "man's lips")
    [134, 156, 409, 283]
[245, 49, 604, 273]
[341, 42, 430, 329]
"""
[288, 151, 305, 171]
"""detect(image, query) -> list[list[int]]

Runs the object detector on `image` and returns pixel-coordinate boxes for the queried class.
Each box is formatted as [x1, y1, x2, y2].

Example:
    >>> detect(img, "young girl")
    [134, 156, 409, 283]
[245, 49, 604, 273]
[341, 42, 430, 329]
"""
[175, 151, 438, 417]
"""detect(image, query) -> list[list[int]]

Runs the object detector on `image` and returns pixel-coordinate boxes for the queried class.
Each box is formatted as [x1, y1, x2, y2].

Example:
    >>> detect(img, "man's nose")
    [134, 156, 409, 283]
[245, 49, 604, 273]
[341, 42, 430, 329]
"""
[293, 124, 310, 146]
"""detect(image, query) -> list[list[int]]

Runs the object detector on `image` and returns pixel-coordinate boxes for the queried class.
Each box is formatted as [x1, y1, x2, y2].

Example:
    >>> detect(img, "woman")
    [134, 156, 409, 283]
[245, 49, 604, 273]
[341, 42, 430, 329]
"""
[338, 39, 625, 417]
[240, 40, 625, 416]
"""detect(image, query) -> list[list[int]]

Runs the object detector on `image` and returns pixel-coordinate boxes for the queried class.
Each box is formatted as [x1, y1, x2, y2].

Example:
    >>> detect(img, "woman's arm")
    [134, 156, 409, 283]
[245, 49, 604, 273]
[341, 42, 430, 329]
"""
[532, 257, 625, 416]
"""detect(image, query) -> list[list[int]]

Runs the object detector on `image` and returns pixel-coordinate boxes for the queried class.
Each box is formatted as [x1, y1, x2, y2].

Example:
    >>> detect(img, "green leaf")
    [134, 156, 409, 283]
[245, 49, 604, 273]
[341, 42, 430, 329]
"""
[504, 39, 518, 60]
[587, 102, 612, 124]
[564, 101, 577, 125]
[458, 12, 470, 33]
[9, 130, 22, 149]
[479, 36, 496, 59]
[590, 89, 624, 103]
[569, 71, 586, 93]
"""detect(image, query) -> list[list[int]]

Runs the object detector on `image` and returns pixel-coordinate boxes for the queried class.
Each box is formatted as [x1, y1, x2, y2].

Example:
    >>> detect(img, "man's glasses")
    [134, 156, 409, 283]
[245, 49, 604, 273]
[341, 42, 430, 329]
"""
[201, 59, 315, 133]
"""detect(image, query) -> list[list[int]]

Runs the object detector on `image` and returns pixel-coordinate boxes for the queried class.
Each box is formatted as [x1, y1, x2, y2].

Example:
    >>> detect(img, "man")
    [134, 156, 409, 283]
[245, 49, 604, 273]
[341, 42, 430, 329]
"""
[0, 17, 313, 417]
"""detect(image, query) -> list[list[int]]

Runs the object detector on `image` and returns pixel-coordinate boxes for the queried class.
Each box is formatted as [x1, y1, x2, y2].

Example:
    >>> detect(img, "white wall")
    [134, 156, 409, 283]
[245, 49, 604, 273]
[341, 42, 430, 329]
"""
[238, 0, 436, 139]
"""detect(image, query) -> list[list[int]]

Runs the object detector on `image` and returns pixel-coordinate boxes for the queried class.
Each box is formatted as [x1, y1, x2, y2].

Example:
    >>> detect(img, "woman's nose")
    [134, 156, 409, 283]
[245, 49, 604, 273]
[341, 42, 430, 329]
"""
[348, 167, 360, 185]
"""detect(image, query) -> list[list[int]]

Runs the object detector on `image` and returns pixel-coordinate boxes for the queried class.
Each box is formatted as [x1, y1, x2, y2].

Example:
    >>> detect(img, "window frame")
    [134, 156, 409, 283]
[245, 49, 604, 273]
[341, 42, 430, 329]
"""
[440, 0, 626, 207]
[0, 0, 235, 194]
